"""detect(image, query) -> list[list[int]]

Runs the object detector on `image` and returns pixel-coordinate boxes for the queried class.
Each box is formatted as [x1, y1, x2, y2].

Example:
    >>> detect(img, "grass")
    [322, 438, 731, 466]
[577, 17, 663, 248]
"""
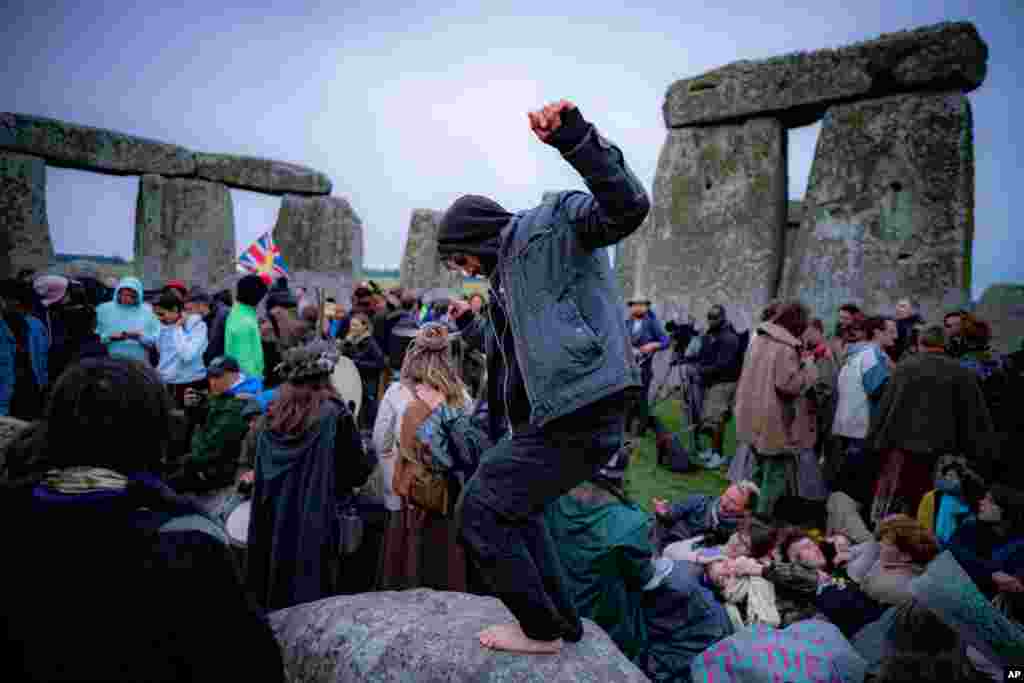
[624, 398, 731, 512]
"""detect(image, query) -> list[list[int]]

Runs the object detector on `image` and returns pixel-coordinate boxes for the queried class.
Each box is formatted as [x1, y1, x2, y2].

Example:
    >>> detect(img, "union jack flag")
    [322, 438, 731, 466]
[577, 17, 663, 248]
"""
[237, 231, 288, 284]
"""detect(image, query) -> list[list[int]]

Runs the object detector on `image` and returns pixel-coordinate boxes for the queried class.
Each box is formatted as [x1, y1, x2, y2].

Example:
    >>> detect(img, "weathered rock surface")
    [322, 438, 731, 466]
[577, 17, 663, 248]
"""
[399, 209, 462, 292]
[975, 283, 1024, 354]
[780, 92, 973, 332]
[664, 22, 987, 128]
[637, 118, 786, 333]
[195, 153, 331, 195]
[0, 112, 195, 176]
[273, 195, 362, 276]
[134, 175, 236, 289]
[614, 215, 650, 303]
[0, 152, 53, 279]
[269, 589, 650, 683]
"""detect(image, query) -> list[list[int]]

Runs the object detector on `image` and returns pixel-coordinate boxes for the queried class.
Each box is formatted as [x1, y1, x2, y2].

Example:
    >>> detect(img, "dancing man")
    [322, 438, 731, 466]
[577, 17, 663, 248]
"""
[439, 99, 650, 653]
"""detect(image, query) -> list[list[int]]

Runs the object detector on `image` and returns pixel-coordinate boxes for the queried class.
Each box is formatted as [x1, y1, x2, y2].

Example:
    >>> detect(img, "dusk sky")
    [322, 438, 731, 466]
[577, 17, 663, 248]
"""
[5, 1, 1021, 299]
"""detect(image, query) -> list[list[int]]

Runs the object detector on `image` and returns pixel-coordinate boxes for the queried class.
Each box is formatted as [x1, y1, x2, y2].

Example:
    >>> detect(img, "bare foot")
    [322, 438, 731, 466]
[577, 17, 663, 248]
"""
[478, 623, 563, 654]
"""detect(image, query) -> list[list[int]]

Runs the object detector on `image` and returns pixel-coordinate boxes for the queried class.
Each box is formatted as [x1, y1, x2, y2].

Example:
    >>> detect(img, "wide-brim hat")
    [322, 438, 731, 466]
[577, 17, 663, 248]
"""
[626, 296, 651, 306]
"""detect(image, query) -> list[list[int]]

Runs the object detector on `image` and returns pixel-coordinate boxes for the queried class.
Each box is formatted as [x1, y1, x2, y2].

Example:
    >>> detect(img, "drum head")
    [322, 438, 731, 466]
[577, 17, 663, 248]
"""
[332, 355, 363, 419]
[226, 500, 251, 545]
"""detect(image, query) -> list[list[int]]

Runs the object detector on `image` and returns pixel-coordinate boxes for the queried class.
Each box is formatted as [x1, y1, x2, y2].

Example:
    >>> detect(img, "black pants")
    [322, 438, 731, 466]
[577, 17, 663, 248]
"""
[456, 392, 626, 641]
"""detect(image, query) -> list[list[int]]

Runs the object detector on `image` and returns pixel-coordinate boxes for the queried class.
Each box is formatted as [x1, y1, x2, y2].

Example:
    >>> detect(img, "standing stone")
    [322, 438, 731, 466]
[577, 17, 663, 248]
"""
[0, 152, 53, 279]
[780, 92, 974, 332]
[134, 175, 235, 289]
[639, 118, 786, 333]
[194, 153, 332, 196]
[399, 209, 462, 291]
[975, 283, 1024, 354]
[614, 215, 650, 302]
[272, 195, 363, 303]
[1, 113, 194, 176]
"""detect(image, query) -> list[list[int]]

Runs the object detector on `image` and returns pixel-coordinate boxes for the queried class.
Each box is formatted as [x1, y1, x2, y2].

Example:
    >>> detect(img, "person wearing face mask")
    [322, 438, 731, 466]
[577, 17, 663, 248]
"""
[916, 463, 979, 547]
[434, 99, 649, 655]
[340, 312, 386, 430]
[948, 485, 1024, 597]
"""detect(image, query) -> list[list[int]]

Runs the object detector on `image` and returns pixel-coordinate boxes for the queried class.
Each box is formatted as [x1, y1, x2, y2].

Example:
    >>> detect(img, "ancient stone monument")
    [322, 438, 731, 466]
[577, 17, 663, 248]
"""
[269, 590, 649, 683]
[0, 112, 359, 291]
[621, 21, 988, 333]
[399, 209, 462, 292]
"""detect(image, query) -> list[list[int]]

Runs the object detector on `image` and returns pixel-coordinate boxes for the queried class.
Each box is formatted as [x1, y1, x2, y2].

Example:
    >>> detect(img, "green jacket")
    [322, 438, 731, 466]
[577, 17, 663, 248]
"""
[225, 303, 264, 380]
[189, 393, 249, 481]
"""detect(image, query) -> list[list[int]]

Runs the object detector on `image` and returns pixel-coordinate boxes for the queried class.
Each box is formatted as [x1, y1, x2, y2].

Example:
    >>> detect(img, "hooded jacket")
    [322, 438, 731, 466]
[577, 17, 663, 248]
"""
[832, 341, 890, 439]
[225, 302, 264, 380]
[188, 375, 263, 485]
[95, 278, 160, 363]
[443, 113, 650, 429]
[734, 322, 818, 455]
[156, 313, 208, 385]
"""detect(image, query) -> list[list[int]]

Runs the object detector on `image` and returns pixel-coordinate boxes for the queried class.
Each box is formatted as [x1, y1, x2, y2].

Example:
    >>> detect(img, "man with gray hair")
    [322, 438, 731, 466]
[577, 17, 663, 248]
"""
[652, 480, 760, 554]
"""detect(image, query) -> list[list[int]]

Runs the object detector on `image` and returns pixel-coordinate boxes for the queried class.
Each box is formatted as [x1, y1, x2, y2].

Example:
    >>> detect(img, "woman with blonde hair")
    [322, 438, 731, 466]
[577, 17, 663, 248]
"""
[377, 322, 472, 591]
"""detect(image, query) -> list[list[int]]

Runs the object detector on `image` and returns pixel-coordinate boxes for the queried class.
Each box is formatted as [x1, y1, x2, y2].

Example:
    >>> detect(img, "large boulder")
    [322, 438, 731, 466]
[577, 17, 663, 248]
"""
[664, 22, 987, 128]
[399, 209, 462, 292]
[134, 175, 236, 289]
[975, 283, 1024, 354]
[269, 589, 650, 683]
[0, 112, 194, 176]
[194, 153, 331, 196]
[780, 92, 974, 332]
[638, 118, 786, 333]
[0, 152, 53, 279]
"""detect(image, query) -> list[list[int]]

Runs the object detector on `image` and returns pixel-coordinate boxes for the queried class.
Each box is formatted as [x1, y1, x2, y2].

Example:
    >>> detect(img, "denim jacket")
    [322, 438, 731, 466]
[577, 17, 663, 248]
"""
[462, 124, 650, 427]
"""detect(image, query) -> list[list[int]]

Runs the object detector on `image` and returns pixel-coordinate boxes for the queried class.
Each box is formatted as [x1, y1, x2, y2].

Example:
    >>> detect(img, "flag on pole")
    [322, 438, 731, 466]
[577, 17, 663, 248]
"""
[237, 232, 288, 284]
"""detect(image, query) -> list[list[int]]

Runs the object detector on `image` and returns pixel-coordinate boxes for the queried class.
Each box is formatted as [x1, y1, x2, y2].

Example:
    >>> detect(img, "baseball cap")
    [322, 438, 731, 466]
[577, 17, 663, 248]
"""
[207, 356, 242, 377]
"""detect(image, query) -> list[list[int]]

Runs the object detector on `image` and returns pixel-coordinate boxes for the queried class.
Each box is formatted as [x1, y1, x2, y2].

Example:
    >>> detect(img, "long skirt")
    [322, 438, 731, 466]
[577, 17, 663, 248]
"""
[377, 501, 468, 593]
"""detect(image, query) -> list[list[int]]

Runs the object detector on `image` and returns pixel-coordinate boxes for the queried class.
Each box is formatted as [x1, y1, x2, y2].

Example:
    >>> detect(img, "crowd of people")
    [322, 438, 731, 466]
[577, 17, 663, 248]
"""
[1, 98, 1022, 681]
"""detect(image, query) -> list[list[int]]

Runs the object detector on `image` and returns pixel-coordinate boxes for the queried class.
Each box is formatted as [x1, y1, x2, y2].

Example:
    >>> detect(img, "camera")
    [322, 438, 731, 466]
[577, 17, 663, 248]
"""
[664, 317, 700, 362]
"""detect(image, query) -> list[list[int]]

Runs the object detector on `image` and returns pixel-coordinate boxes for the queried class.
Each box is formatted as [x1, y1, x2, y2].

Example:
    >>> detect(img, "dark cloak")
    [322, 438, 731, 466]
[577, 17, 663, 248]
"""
[246, 397, 372, 611]
[867, 353, 995, 469]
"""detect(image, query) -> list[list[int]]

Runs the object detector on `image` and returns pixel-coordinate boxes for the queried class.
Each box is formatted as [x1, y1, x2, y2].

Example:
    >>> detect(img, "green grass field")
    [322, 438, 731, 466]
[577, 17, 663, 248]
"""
[624, 399, 731, 512]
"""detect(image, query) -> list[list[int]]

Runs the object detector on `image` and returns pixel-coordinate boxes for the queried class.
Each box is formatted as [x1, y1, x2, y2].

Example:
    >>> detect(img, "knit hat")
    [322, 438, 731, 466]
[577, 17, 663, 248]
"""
[436, 195, 513, 261]
[265, 277, 297, 310]
[236, 274, 269, 306]
[33, 275, 70, 307]
[275, 340, 341, 383]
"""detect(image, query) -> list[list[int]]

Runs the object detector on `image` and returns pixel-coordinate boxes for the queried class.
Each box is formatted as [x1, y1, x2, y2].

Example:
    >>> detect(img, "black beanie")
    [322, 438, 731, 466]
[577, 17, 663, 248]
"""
[437, 195, 514, 260]
[265, 277, 297, 310]
[236, 275, 269, 306]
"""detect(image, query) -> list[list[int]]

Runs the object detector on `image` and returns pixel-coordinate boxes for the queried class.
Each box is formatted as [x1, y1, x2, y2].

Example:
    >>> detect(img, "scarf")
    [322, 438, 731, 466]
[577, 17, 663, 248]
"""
[42, 466, 129, 494]
[722, 576, 781, 630]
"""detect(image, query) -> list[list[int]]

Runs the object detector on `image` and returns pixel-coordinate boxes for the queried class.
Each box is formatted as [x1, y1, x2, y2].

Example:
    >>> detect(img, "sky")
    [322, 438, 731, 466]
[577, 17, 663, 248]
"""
[4, 0, 1022, 299]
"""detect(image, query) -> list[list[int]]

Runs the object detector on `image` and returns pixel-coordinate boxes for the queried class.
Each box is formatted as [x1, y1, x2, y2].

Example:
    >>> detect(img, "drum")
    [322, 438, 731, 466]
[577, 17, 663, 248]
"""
[331, 354, 363, 419]
[216, 493, 251, 573]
